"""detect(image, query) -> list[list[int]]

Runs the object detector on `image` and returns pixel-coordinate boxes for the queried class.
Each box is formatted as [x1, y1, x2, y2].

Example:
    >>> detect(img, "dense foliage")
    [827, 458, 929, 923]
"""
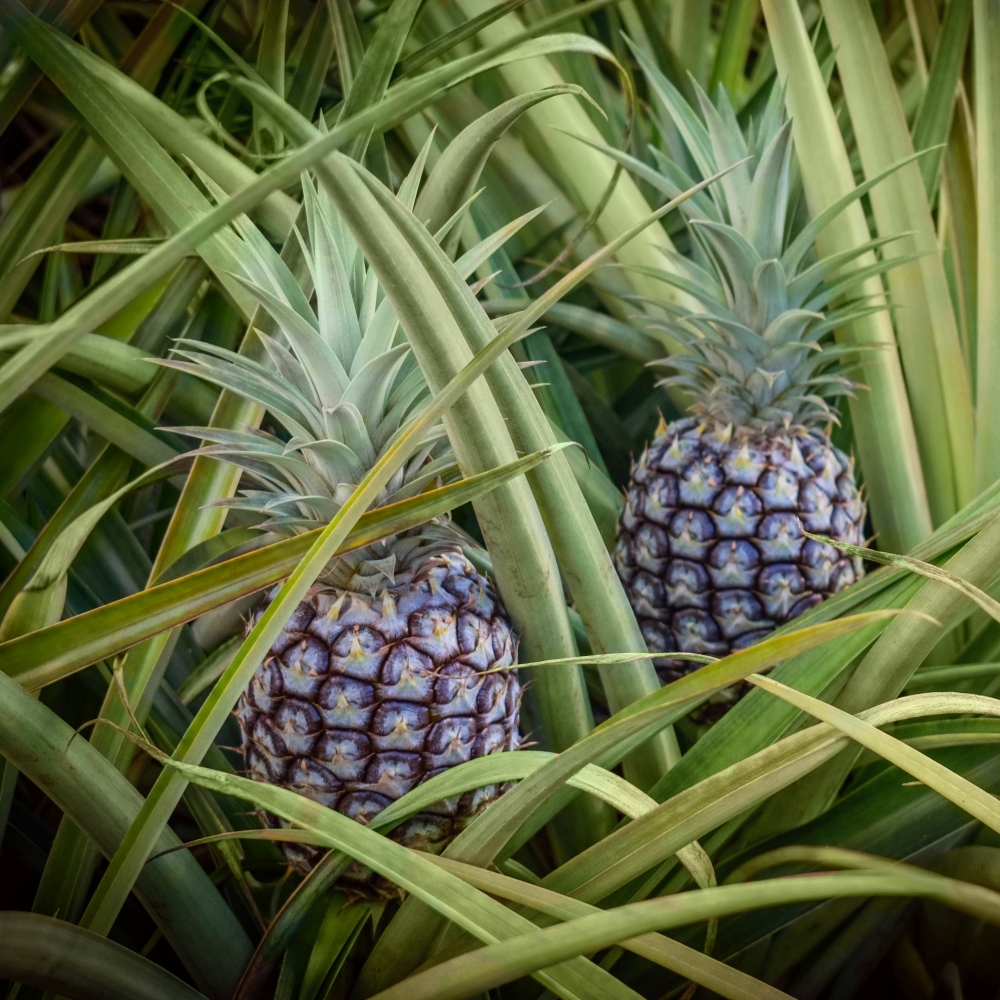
[1, 0, 1000, 998]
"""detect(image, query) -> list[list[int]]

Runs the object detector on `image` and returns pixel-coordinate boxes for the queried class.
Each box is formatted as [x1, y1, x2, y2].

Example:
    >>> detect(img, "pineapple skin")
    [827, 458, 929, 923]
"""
[614, 417, 865, 681]
[236, 549, 520, 897]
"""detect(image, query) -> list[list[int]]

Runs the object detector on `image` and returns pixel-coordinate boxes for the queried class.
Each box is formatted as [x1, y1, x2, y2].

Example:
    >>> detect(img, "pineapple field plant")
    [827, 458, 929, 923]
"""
[2, 0, 1000, 998]
[164, 175, 525, 893]
[612, 73, 870, 683]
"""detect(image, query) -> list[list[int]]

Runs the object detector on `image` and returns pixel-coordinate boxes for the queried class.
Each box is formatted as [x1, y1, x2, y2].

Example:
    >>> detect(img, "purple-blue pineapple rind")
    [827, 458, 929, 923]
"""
[235, 550, 520, 896]
[614, 418, 865, 683]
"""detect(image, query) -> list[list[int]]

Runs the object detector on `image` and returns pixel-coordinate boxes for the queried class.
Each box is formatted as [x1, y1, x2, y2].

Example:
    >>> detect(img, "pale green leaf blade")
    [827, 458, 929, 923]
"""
[749, 673, 1000, 834]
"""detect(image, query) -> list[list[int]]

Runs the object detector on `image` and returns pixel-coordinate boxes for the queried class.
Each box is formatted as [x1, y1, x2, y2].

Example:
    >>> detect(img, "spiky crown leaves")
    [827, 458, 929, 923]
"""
[161, 161, 473, 592]
[163, 155, 538, 591]
[165, 172, 448, 517]
[625, 47, 900, 435]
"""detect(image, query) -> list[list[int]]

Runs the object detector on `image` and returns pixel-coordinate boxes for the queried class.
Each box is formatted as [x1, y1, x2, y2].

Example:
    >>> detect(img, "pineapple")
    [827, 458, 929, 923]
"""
[168, 175, 520, 896]
[613, 71, 870, 692]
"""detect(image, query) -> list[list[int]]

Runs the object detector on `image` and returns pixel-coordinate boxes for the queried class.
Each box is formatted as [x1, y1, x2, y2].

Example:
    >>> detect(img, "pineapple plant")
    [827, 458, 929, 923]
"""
[7, 0, 1000, 995]
[166, 177, 521, 896]
[613, 74, 870, 687]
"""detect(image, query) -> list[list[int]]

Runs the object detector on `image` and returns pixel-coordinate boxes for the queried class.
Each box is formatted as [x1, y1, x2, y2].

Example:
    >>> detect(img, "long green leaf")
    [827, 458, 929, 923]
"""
[338, 0, 421, 162]
[911, 0, 972, 198]
[31, 372, 178, 467]
[0, 912, 207, 1000]
[535, 688, 997, 907]
[0, 666, 251, 999]
[727, 843, 989, 884]
[704, 744, 1000, 983]
[0, 449, 562, 688]
[426, 854, 785, 1000]
[0, 18, 641, 417]
[11, 236, 166, 264]
[761, 0, 932, 553]
[709, 0, 758, 98]
[0, 330, 170, 395]
[974, 0, 1000, 490]
[362, 867, 1000, 1000]
[414, 86, 584, 249]
[749, 673, 1000, 834]
[482, 299, 662, 363]
[405, 1, 535, 78]
[254, 0, 289, 153]
[820, 0, 974, 522]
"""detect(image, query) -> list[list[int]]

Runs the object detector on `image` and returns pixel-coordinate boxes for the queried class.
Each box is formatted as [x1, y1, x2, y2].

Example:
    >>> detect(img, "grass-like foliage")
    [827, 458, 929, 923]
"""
[1, 0, 999, 998]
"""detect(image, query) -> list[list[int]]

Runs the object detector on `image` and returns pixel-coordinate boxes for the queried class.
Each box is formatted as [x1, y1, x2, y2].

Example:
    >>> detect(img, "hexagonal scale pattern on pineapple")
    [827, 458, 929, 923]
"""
[615, 418, 865, 682]
[236, 550, 520, 898]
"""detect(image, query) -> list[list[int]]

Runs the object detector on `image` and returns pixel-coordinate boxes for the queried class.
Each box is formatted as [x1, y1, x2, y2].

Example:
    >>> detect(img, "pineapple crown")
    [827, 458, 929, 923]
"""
[626, 47, 896, 435]
[162, 171, 459, 592]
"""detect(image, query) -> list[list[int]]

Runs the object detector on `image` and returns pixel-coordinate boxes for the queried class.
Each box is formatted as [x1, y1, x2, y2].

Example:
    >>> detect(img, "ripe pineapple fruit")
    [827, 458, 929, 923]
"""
[169, 176, 520, 896]
[614, 73, 871, 689]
